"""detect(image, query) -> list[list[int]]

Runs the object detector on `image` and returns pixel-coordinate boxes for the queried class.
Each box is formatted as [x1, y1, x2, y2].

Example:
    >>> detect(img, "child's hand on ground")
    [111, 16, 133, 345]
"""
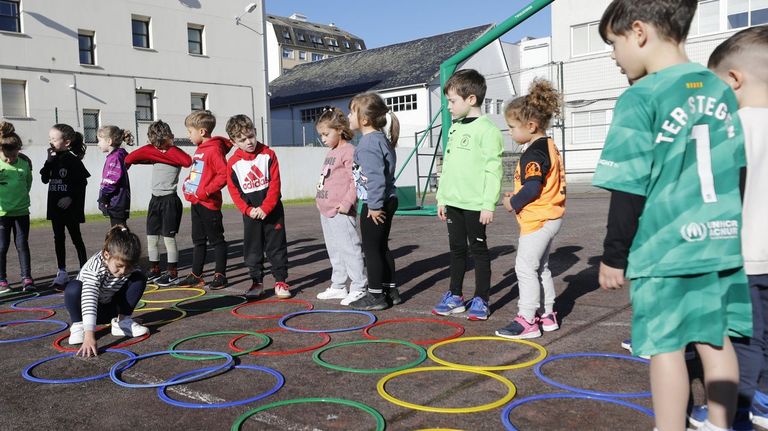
[57, 197, 72, 209]
[598, 262, 627, 290]
[253, 207, 267, 220]
[502, 193, 514, 212]
[77, 332, 98, 357]
[479, 210, 494, 225]
[437, 205, 447, 221]
[368, 209, 386, 225]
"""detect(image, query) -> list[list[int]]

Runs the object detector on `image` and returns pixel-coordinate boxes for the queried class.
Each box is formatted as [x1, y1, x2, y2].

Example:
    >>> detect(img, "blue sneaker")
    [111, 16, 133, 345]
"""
[466, 297, 489, 321]
[752, 391, 768, 429]
[432, 292, 465, 316]
[688, 405, 753, 430]
[688, 405, 707, 429]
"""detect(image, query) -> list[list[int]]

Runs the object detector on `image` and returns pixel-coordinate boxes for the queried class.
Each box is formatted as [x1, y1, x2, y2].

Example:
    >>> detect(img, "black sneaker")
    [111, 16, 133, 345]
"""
[244, 281, 264, 298]
[176, 273, 205, 288]
[147, 270, 162, 282]
[387, 287, 402, 305]
[349, 292, 389, 311]
[154, 273, 179, 287]
[209, 273, 228, 290]
[22, 278, 36, 292]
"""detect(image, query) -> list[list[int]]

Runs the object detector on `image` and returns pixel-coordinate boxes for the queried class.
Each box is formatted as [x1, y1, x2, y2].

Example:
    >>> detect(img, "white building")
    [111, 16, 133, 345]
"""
[548, 0, 768, 180]
[0, 0, 271, 218]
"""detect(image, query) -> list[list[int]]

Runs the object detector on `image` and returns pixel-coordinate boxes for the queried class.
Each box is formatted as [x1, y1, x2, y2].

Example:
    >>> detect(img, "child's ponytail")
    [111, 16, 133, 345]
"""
[0, 121, 22, 149]
[98, 125, 135, 148]
[103, 225, 142, 267]
[349, 93, 399, 147]
[504, 78, 562, 130]
[52, 123, 87, 159]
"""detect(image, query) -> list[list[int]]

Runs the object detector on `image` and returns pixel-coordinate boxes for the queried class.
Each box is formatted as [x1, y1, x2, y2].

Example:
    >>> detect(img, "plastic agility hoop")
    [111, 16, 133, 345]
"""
[157, 364, 284, 409]
[230, 298, 313, 319]
[0, 319, 69, 343]
[313, 339, 427, 374]
[229, 327, 331, 356]
[11, 293, 66, 310]
[427, 336, 547, 371]
[0, 308, 56, 321]
[110, 350, 234, 389]
[377, 366, 517, 413]
[534, 352, 651, 398]
[52, 326, 151, 353]
[143, 283, 160, 292]
[23, 348, 137, 384]
[140, 287, 205, 304]
[501, 392, 654, 430]
[175, 295, 247, 312]
[363, 318, 465, 345]
[231, 398, 385, 431]
[279, 309, 376, 333]
[132, 307, 187, 326]
[168, 331, 270, 360]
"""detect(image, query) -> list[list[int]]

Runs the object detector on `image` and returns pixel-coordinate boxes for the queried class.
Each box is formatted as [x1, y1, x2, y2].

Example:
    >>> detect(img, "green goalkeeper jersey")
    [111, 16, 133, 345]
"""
[593, 63, 745, 278]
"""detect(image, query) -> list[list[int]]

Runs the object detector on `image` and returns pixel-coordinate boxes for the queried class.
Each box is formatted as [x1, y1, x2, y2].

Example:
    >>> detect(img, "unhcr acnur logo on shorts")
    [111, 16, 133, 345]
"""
[680, 222, 707, 242]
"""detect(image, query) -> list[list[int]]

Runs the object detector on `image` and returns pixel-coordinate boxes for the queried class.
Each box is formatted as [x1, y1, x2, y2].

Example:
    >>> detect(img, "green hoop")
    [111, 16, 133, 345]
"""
[313, 339, 427, 374]
[231, 398, 385, 431]
[169, 331, 271, 360]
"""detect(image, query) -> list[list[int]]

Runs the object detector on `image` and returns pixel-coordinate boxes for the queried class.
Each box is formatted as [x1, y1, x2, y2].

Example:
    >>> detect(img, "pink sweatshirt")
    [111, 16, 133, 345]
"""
[315, 142, 357, 217]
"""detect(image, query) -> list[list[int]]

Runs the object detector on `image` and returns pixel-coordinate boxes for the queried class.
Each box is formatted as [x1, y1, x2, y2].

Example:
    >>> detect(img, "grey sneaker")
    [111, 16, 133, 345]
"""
[154, 273, 179, 287]
[111, 317, 148, 337]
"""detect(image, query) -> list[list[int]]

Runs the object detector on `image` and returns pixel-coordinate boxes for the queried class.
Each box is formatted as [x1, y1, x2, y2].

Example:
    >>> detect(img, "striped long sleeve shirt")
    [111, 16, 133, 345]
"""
[76, 252, 135, 331]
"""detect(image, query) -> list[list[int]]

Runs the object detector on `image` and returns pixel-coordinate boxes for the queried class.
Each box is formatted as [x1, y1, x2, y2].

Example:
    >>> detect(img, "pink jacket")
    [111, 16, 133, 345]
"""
[315, 142, 357, 217]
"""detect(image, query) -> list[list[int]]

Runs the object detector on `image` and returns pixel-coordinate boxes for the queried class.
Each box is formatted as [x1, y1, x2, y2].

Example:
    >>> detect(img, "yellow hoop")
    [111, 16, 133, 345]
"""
[377, 366, 516, 413]
[143, 283, 160, 292]
[132, 307, 187, 326]
[427, 336, 547, 371]
[141, 287, 205, 304]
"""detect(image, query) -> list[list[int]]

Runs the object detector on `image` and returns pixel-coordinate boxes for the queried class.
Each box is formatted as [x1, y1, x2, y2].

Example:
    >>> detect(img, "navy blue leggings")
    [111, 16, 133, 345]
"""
[733, 275, 768, 409]
[0, 215, 31, 280]
[63, 272, 147, 324]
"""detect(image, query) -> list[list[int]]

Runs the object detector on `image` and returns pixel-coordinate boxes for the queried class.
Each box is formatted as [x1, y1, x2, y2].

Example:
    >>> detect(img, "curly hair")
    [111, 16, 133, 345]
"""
[147, 120, 173, 148]
[98, 125, 135, 148]
[225, 114, 255, 140]
[504, 79, 562, 130]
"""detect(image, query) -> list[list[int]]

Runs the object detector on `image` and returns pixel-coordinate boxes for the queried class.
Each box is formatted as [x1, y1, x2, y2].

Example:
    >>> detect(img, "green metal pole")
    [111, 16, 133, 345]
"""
[439, 0, 554, 150]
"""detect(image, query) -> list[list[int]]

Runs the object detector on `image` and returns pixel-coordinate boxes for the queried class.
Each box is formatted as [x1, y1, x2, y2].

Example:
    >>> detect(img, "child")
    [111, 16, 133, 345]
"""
[593, 1, 751, 430]
[313, 107, 367, 305]
[97, 126, 134, 227]
[225, 114, 291, 299]
[432, 69, 503, 321]
[41, 124, 90, 290]
[347, 93, 399, 311]
[495, 79, 565, 339]
[125, 120, 192, 287]
[179, 110, 231, 290]
[0, 122, 34, 293]
[688, 26, 768, 430]
[64, 225, 147, 357]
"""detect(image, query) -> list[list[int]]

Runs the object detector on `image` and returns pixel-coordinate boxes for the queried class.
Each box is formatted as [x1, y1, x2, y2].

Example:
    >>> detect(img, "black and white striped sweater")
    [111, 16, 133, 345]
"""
[76, 252, 136, 331]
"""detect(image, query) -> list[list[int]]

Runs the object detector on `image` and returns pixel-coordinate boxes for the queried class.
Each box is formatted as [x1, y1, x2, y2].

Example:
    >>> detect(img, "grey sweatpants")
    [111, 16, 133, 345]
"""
[515, 218, 562, 321]
[320, 213, 367, 292]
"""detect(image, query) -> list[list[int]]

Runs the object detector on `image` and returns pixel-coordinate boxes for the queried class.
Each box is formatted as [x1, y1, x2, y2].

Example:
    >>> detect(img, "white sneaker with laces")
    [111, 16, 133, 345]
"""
[317, 287, 348, 300]
[341, 290, 367, 306]
[51, 269, 69, 287]
[68, 322, 84, 345]
[111, 317, 148, 337]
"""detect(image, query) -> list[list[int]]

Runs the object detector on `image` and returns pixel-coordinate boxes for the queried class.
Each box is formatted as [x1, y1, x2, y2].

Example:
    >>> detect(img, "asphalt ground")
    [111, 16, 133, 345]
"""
[0, 184, 719, 430]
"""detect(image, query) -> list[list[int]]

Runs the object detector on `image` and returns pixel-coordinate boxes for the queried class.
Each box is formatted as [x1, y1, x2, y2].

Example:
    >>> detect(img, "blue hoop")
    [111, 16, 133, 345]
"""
[11, 293, 66, 310]
[501, 393, 654, 430]
[278, 309, 377, 333]
[110, 350, 234, 388]
[0, 319, 69, 343]
[157, 364, 284, 408]
[23, 349, 137, 384]
[534, 352, 651, 398]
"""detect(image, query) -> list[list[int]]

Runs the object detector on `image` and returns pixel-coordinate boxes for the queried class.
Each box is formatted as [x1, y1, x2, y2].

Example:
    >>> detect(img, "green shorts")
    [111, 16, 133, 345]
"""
[630, 267, 752, 357]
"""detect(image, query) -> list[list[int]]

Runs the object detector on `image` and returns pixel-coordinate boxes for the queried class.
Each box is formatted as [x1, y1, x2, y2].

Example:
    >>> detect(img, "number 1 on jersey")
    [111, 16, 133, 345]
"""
[691, 124, 717, 203]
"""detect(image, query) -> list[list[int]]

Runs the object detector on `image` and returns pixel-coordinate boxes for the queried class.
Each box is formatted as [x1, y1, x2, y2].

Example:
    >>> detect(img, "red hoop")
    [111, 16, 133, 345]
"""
[230, 298, 313, 320]
[363, 318, 465, 345]
[229, 327, 330, 356]
[0, 308, 56, 322]
[52, 325, 151, 352]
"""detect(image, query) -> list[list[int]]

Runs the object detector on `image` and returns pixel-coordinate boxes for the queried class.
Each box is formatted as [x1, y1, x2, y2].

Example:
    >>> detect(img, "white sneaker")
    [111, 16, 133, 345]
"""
[111, 317, 148, 337]
[317, 287, 348, 300]
[341, 290, 367, 306]
[68, 322, 84, 345]
[51, 269, 69, 287]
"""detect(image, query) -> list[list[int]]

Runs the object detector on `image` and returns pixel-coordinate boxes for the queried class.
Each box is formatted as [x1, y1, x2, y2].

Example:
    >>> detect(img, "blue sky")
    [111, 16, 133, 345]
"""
[265, 1, 552, 48]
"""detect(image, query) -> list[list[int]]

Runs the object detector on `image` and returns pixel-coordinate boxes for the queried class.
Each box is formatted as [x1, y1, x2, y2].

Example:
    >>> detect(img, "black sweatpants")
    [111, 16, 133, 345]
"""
[446, 205, 491, 301]
[360, 197, 398, 293]
[243, 204, 288, 282]
[190, 204, 227, 276]
[51, 218, 87, 269]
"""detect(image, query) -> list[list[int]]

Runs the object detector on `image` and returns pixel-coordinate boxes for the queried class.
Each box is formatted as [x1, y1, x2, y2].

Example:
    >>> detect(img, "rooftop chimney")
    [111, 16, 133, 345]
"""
[289, 13, 307, 22]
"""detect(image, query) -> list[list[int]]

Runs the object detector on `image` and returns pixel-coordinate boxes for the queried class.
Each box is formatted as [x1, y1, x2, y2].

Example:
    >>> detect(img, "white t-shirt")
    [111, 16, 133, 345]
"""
[740, 107, 768, 275]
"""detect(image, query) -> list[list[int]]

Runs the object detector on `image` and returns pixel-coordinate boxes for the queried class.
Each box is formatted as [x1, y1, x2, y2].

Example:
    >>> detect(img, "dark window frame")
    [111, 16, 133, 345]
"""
[83, 110, 100, 143]
[132, 17, 150, 48]
[0, 0, 20, 33]
[78, 31, 95, 65]
[190, 93, 207, 112]
[135, 90, 154, 121]
[187, 24, 203, 55]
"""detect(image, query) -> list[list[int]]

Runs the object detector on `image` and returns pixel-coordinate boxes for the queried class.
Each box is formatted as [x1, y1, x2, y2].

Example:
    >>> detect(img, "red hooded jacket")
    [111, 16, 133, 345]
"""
[226, 142, 282, 216]
[182, 136, 233, 210]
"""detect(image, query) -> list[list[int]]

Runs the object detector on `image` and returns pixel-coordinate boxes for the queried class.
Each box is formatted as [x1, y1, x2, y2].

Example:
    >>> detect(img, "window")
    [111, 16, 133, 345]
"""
[328, 38, 338, 47]
[1, 79, 26, 117]
[190, 93, 207, 111]
[0, 0, 20, 33]
[311, 52, 323, 61]
[135, 90, 154, 121]
[300, 107, 325, 123]
[483, 98, 492, 114]
[385, 94, 418, 112]
[282, 30, 291, 39]
[188, 24, 203, 55]
[571, 110, 612, 144]
[78, 30, 95, 65]
[83, 110, 100, 143]
[728, 0, 768, 29]
[571, 22, 607, 56]
[355, 42, 362, 50]
[343, 40, 350, 49]
[132, 17, 150, 48]
[297, 33, 305, 41]
[690, 0, 721, 36]
[282, 48, 293, 59]
[299, 51, 306, 60]
[496, 99, 504, 115]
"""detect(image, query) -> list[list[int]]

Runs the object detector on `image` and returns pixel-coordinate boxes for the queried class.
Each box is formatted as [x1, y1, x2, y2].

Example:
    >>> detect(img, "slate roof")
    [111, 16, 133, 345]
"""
[269, 24, 493, 108]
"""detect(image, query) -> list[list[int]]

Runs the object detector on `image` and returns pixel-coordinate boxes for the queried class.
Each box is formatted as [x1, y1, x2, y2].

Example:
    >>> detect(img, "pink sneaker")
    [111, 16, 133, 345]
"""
[495, 315, 541, 339]
[274, 281, 291, 298]
[539, 312, 559, 332]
